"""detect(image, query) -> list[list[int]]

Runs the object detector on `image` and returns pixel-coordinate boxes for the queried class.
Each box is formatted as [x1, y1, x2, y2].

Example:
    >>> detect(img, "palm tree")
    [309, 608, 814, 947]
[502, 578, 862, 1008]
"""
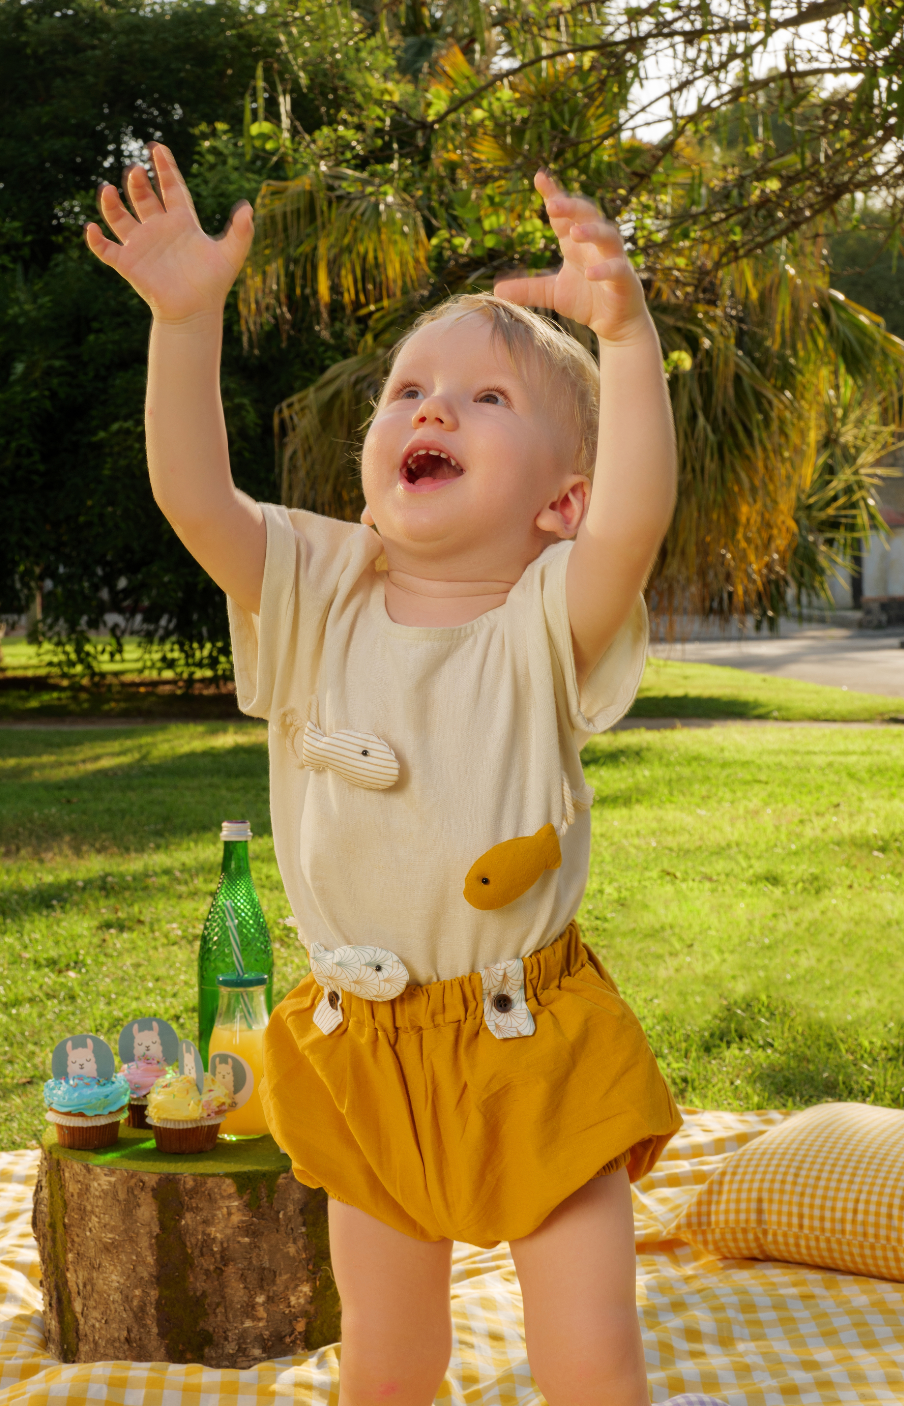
[236, 3, 904, 625]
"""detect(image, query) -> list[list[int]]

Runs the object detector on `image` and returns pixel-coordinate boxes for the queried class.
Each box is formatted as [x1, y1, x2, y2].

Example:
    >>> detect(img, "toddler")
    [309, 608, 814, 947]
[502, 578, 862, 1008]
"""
[88, 147, 726, 1406]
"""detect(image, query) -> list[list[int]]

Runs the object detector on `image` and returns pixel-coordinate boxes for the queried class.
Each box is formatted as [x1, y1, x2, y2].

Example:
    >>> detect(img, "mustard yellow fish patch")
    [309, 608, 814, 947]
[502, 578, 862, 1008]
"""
[463, 823, 562, 911]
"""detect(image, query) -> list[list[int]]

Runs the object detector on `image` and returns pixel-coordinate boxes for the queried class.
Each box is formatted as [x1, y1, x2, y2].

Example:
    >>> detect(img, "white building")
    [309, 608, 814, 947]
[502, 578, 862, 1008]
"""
[829, 452, 904, 625]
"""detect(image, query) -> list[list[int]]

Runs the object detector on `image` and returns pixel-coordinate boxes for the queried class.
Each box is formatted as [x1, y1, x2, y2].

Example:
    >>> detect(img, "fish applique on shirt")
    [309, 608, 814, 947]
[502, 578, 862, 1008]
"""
[464, 824, 563, 911]
[309, 942, 409, 1034]
[280, 709, 400, 790]
[463, 772, 595, 911]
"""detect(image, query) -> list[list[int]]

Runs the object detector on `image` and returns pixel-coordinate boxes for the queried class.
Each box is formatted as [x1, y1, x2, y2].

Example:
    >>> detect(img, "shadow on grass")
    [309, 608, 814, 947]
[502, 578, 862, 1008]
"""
[645, 995, 904, 1112]
[0, 727, 271, 857]
[630, 694, 772, 720]
[0, 678, 244, 723]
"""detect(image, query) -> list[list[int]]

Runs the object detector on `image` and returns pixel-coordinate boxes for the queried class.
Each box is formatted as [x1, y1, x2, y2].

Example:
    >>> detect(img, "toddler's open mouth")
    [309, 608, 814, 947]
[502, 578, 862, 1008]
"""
[400, 448, 464, 493]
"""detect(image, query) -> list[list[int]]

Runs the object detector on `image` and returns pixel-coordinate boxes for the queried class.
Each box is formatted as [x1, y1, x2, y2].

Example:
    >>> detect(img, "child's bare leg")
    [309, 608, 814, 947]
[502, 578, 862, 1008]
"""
[509, 1168, 648, 1406]
[328, 1198, 453, 1406]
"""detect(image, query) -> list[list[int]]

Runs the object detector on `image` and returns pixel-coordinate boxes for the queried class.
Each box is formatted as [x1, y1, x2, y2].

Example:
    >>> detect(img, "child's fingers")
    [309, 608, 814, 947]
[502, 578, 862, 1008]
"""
[147, 142, 198, 219]
[584, 255, 633, 283]
[534, 169, 563, 199]
[494, 272, 559, 310]
[123, 163, 164, 223]
[570, 219, 624, 254]
[534, 171, 601, 239]
[96, 182, 138, 241]
[546, 192, 601, 226]
[84, 221, 123, 268]
[218, 200, 255, 262]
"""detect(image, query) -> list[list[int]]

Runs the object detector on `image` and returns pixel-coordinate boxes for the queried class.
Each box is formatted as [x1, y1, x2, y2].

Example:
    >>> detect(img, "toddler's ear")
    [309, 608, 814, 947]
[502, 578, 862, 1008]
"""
[535, 477, 590, 539]
[361, 505, 375, 527]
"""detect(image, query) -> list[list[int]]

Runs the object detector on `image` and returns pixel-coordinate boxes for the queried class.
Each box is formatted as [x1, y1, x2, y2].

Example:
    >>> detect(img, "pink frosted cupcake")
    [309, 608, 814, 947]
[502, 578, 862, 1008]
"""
[119, 1058, 168, 1128]
[117, 1018, 180, 1128]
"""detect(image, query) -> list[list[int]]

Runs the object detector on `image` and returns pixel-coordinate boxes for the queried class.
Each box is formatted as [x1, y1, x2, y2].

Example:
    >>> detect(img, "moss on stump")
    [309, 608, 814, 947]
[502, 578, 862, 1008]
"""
[32, 1125, 341, 1367]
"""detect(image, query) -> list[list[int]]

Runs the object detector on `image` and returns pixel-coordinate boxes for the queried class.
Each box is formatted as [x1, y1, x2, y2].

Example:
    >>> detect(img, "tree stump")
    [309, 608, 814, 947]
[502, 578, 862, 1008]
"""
[33, 1124, 341, 1368]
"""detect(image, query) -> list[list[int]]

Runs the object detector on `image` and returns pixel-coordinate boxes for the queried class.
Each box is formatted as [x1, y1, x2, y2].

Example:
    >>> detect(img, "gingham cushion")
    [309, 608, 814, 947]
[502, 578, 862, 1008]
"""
[673, 1102, 904, 1282]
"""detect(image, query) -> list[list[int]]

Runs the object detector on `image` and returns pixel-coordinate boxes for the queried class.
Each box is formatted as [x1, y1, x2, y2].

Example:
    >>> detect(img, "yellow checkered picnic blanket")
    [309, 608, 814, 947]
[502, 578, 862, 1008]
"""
[1, 1109, 903, 1404]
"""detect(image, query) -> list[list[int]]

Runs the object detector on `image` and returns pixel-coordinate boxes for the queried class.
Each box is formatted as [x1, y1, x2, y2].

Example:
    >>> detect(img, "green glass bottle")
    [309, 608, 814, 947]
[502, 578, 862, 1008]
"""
[197, 820, 273, 1067]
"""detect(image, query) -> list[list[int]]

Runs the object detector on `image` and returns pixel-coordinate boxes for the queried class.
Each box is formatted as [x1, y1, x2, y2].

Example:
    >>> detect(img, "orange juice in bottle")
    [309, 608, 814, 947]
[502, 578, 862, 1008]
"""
[208, 973, 269, 1136]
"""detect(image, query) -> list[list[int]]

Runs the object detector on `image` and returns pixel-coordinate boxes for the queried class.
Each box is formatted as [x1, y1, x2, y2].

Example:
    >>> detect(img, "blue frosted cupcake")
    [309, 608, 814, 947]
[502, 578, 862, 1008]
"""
[44, 1072, 130, 1150]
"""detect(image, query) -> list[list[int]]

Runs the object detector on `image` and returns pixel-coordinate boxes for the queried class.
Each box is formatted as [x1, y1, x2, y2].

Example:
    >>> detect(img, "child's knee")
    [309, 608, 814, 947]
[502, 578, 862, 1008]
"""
[338, 1325, 452, 1406]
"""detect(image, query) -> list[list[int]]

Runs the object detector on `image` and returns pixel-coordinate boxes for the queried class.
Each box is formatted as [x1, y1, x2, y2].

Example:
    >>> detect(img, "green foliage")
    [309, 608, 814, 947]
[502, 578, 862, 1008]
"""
[237, 1, 904, 624]
[0, 0, 301, 270]
[0, 0, 346, 677]
[829, 219, 904, 340]
[7, 0, 904, 660]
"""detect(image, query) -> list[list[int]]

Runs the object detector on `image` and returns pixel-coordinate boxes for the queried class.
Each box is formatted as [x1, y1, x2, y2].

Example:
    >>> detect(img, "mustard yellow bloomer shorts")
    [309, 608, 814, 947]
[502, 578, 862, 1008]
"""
[261, 922, 681, 1247]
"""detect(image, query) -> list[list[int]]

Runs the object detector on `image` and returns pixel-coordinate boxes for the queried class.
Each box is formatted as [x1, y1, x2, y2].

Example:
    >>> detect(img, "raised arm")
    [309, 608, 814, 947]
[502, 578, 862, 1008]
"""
[497, 171, 676, 685]
[85, 144, 265, 615]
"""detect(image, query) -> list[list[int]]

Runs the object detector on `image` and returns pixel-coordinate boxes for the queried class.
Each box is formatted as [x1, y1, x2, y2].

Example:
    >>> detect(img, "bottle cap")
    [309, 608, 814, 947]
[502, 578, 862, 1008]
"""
[220, 820, 252, 842]
[216, 972, 269, 988]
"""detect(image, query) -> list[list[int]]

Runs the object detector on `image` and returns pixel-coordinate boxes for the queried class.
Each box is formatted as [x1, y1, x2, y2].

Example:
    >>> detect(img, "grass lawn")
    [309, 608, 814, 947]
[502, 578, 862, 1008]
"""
[636, 657, 904, 720]
[1, 710, 903, 1151]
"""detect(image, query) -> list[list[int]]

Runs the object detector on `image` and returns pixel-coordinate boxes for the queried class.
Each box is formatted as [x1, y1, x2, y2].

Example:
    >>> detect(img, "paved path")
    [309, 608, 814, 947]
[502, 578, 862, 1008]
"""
[650, 624, 904, 697]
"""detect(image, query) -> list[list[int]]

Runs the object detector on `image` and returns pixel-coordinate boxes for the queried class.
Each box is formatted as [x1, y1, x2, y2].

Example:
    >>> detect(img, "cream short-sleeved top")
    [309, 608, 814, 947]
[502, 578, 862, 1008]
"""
[228, 504, 647, 986]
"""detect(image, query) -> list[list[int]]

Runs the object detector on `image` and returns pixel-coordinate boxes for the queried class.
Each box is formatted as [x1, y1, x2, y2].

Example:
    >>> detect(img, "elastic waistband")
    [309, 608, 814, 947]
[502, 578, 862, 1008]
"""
[317, 921, 588, 1035]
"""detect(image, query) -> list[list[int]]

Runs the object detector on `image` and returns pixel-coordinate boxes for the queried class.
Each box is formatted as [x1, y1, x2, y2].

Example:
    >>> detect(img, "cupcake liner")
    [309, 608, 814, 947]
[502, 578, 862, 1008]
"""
[126, 1101, 150, 1130]
[147, 1114, 226, 1130]
[47, 1112, 125, 1151]
[150, 1116, 224, 1154]
[46, 1109, 127, 1128]
[129, 1095, 149, 1106]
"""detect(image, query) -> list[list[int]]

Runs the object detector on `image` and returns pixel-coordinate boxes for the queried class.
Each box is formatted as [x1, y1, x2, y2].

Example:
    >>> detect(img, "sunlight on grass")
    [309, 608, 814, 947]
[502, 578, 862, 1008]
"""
[634, 657, 903, 720]
[579, 725, 904, 1112]
[0, 634, 207, 679]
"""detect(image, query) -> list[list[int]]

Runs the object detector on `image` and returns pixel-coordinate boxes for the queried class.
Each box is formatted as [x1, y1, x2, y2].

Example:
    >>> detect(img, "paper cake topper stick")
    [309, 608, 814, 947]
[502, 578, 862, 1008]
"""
[51, 1034, 116, 1082]
[178, 1040, 205, 1095]
[117, 1017, 179, 1067]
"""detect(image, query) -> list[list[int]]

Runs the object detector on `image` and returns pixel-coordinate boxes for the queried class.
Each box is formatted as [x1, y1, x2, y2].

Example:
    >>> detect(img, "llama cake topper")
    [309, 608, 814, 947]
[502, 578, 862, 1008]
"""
[117, 1016, 179, 1067]
[51, 1034, 115, 1082]
[178, 1039, 205, 1095]
[208, 1052, 254, 1109]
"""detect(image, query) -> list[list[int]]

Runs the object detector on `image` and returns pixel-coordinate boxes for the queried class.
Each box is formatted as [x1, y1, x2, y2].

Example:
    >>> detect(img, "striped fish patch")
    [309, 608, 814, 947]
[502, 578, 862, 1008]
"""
[301, 720, 400, 790]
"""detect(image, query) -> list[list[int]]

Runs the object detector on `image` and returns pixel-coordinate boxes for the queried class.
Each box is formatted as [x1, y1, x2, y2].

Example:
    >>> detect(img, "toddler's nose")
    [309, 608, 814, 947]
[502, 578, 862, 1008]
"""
[412, 393, 457, 429]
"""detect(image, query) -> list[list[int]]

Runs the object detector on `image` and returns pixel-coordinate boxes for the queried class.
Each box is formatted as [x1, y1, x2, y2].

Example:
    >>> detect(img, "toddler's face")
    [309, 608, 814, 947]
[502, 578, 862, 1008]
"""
[362, 315, 579, 561]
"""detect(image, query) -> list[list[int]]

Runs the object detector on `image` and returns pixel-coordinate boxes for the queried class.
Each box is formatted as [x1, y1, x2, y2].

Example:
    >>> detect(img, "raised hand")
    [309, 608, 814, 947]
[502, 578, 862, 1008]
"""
[84, 143, 254, 324]
[496, 170, 648, 343]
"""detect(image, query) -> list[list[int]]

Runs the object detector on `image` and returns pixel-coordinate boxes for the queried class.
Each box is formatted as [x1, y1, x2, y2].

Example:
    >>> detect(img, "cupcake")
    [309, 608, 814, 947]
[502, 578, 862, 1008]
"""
[117, 1018, 180, 1129]
[146, 1071, 234, 1153]
[44, 1071, 130, 1150]
[119, 1057, 168, 1128]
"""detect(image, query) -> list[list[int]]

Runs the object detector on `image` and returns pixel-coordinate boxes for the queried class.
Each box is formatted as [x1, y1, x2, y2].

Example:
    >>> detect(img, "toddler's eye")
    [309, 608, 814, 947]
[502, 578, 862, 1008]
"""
[476, 389, 507, 406]
[397, 385, 422, 400]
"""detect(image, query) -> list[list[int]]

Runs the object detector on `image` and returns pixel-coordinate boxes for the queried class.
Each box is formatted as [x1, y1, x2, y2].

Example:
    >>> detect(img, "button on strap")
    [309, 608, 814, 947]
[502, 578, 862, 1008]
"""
[313, 989, 343, 1035]
[480, 958, 536, 1039]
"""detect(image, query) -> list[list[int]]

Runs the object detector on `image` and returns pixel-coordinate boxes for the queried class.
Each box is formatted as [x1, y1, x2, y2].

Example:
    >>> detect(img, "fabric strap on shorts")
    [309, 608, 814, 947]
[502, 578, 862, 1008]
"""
[308, 945, 537, 1040]
[479, 957, 536, 1039]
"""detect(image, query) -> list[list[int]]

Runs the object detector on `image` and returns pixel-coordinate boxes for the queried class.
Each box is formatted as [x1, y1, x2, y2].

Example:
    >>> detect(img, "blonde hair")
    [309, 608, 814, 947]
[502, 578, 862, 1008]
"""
[383, 293, 600, 479]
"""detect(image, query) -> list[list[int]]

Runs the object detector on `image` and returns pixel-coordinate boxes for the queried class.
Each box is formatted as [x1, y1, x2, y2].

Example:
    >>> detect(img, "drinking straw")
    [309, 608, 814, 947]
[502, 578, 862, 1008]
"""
[224, 901, 255, 1028]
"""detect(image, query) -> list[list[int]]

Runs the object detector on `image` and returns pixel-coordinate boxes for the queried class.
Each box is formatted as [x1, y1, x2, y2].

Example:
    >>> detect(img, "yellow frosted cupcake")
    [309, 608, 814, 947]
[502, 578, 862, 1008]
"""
[146, 1071, 234, 1153]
